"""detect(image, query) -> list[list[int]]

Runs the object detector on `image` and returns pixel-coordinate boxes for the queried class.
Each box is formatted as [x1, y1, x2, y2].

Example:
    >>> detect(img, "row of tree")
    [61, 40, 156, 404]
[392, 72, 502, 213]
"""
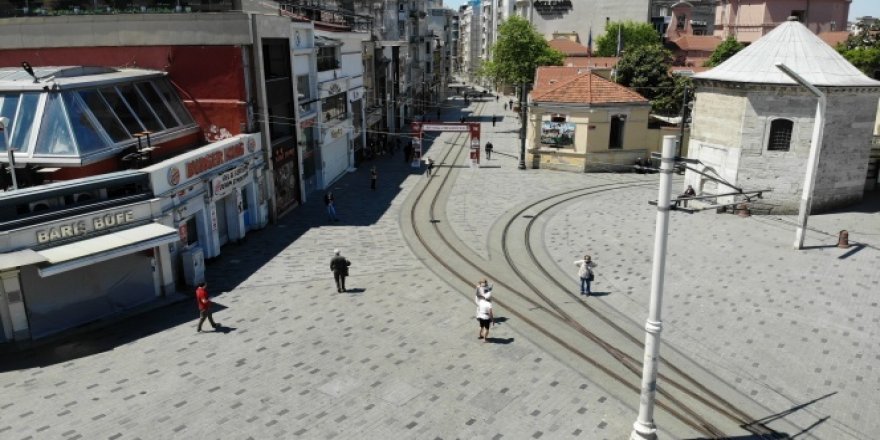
[480, 18, 750, 117]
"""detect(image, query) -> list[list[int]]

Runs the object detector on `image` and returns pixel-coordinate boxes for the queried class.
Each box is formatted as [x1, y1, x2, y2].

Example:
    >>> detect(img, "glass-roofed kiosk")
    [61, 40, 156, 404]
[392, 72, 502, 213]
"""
[0, 66, 200, 182]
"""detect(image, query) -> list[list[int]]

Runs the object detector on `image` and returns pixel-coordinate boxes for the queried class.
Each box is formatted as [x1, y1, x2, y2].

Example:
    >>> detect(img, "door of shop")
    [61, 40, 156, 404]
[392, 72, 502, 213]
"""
[215, 197, 229, 246]
[322, 138, 349, 188]
[20, 253, 154, 339]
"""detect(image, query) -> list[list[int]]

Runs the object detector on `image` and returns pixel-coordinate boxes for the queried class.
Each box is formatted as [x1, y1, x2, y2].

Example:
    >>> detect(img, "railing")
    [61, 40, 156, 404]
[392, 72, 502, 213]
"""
[278, 2, 371, 33]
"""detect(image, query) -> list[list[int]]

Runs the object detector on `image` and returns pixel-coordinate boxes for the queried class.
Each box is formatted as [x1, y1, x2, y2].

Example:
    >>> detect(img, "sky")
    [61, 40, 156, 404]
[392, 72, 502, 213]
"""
[443, 0, 879, 22]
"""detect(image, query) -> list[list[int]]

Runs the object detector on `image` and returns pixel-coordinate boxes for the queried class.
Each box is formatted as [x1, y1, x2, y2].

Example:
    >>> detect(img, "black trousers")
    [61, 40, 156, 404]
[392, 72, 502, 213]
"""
[334, 272, 346, 291]
[198, 310, 217, 331]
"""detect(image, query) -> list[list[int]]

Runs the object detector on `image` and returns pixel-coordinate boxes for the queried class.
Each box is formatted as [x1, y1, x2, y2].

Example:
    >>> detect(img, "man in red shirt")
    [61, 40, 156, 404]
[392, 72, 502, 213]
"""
[196, 282, 219, 332]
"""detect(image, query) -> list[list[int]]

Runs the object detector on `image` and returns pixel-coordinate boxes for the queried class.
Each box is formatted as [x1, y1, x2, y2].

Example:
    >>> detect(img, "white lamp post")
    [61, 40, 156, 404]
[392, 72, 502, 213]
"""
[630, 135, 676, 440]
[775, 63, 826, 250]
[0, 116, 18, 191]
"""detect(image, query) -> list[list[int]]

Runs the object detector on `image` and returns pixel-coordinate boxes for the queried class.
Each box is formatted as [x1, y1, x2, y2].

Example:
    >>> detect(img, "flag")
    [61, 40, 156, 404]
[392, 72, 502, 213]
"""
[615, 24, 623, 57]
[587, 26, 593, 57]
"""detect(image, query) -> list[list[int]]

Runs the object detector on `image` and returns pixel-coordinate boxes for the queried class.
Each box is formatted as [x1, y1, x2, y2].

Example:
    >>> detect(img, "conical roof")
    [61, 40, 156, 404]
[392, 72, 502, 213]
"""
[695, 19, 880, 87]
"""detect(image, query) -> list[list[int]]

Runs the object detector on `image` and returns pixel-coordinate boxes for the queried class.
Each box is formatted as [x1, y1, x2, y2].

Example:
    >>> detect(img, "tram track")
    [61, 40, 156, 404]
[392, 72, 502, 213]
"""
[402, 102, 786, 438]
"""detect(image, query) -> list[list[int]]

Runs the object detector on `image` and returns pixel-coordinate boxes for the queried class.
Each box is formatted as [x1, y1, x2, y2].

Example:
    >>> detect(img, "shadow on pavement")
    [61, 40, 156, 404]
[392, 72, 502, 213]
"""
[0, 90, 484, 369]
[485, 337, 514, 344]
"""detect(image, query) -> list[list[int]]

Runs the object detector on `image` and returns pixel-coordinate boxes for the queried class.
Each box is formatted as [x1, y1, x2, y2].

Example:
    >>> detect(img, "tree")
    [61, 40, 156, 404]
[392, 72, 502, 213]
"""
[837, 26, 880, 79]
[615, 44, 674, 111]
[479, 16, 564, 85]
[595, 21, 661, 57]
[704, 36, 745, 67]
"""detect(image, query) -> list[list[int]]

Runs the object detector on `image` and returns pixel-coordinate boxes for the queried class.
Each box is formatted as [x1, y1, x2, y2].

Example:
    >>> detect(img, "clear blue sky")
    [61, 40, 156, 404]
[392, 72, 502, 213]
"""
[443, 0, 878, 22]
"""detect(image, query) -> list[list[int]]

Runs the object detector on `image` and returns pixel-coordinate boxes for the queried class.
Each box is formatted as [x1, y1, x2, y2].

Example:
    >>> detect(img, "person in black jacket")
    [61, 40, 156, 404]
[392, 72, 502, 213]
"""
[330, 249, 351, 293]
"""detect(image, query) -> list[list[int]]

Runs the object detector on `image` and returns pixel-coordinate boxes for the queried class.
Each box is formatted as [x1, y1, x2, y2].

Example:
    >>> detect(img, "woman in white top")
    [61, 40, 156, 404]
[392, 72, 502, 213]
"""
[573, 255, 597, 296]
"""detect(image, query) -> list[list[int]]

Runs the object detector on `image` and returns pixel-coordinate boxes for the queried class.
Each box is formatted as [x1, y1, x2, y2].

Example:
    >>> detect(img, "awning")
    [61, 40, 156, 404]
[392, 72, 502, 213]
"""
[0, 249, 48, 271]
[37, 223, 178, 277]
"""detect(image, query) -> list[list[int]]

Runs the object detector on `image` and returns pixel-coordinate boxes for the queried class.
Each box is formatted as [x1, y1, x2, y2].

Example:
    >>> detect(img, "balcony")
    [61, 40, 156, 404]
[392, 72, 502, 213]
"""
[278, 2, 372, 32]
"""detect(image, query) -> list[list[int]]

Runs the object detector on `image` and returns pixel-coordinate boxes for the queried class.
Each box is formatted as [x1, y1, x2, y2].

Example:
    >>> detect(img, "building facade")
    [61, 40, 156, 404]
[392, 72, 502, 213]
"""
[714, 0, 850, 43]
[688, 20, 880, 213]
[526, 67, 656, 172]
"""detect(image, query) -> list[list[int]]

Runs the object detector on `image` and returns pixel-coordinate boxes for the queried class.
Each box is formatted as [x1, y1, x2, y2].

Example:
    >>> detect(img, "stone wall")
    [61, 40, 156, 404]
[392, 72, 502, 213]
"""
[687, 82, 880, 214]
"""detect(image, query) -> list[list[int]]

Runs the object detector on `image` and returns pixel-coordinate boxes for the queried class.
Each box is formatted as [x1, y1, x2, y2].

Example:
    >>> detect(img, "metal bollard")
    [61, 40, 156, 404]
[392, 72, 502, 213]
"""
[736, 203, 751, 217]
[837, 230, 850, 249]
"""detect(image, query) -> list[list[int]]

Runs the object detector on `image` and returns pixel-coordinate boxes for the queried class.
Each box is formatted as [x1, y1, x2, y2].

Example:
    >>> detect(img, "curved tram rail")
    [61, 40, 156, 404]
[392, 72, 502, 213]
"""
[404, 105, 783, 439]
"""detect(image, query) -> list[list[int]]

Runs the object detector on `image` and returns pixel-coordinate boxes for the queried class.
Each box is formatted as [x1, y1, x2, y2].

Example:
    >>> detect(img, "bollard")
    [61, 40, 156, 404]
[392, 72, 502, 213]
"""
[736, 203, 751, 217]
[837, 230, 850, 249]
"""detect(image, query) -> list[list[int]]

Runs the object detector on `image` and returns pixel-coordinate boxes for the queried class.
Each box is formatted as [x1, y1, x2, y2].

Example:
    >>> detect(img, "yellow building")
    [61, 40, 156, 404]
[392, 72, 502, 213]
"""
[526, 67, 660, 172]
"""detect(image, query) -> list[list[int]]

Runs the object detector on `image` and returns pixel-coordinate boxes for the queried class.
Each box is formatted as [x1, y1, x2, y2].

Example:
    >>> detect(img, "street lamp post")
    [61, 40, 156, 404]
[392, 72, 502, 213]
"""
[518, 81, 528, 170]
[775, 63, 826, 250]
[0, 116, 18, 191]
[630, 135, 676, 440]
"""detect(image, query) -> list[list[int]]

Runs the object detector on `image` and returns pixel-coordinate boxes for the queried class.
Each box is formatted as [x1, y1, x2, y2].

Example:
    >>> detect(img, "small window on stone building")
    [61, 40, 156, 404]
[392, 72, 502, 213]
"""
[677, 15, 686, 30]
[767, 119, 793, 151]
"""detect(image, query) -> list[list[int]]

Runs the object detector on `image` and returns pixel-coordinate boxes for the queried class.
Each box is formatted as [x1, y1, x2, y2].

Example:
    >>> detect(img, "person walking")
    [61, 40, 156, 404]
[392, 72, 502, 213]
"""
[476, 294, 494, 342]
[492, 115, 497, 127]
[574, 255, 597, 296]
[485, 141, 494, 161]
[195, 282, 220, 333]
[370, 166, 378, 191]
[330, 249, 351, 293]
[324, 191, 338, 221]
[425, 158, 435, 177]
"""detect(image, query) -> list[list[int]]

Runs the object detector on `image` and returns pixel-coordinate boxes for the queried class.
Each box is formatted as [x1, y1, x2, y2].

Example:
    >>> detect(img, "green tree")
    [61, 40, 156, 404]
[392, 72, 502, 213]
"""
[837, 25, 880, 78]
[704, 36, 746, 67]
[615, 44, 673, 111]
[479, 16, 564, 85]
[595, 21, 661, 57]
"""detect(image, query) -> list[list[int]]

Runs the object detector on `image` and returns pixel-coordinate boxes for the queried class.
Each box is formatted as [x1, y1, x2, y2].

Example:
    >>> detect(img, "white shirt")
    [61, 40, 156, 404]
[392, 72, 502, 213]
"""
[476, 299, 493, 320]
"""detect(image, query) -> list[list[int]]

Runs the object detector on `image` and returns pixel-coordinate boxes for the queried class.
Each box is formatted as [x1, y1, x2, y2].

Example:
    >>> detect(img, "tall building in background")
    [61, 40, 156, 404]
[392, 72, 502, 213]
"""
[714, 0, 850, 43]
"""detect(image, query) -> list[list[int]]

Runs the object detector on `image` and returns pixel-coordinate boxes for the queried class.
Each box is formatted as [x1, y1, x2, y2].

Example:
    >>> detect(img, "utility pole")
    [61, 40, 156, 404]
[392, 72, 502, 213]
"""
[775, 63, 826, 250]
[630, 135, 676, 440]
[518, 81, 527, 170]
[677, 85, 689, 157]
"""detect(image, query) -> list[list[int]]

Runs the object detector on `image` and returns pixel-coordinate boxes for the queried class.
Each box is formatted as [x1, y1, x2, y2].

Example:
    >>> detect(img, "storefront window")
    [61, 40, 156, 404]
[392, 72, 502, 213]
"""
[135, 82, 178, 128]
[100, 87, 144, 135]
[79, 90, 130, 143]
[317, 47, 340, 71]
[185, 216, 199, 246]
[61, 92, 108, 155]
[35, 94, 76, 156]
[117, 84, 164, 132]
[10, 93, 40, 153]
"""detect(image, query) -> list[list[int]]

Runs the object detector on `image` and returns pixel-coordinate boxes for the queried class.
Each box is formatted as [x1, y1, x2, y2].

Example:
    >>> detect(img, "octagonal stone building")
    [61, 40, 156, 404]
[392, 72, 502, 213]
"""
[684, 18, 880, 214]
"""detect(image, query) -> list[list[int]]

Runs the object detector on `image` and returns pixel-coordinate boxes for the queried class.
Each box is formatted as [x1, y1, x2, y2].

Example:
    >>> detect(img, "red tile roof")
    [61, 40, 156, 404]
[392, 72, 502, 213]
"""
[531, 67, 648, 105]
[548, 38, 591, 56]
[670, 35, 723, 52]
[563, 57, 619, 68]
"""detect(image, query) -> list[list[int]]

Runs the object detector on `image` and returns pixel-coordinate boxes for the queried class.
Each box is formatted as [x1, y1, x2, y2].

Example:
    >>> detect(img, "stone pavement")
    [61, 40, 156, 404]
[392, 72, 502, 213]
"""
[1, 85, 877, 440]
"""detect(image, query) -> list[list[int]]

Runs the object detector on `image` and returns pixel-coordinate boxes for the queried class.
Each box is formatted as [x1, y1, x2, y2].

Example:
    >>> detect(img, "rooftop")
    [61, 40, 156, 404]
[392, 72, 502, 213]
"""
[696, 20, 880, 87]
[548, 38, 590, 57]
[531, 67, 648, 105]
[668, 35, 722, 52]
[563, 57, 619, 69]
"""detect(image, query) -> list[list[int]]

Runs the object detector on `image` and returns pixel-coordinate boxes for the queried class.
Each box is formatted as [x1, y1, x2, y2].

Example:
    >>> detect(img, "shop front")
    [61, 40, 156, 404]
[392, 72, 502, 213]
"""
[0, 200, 177, 341]
[142, 134, 268, 286]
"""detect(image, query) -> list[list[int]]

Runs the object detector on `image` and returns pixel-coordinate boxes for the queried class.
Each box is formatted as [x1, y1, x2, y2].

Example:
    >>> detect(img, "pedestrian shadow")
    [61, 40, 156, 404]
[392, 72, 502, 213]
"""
[586, 291, 611, 297]
[493, 316, 509, 324]
[212, 325, 237, 334]
[344, 288, 366, 294]
[485, 337, 514, 344]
